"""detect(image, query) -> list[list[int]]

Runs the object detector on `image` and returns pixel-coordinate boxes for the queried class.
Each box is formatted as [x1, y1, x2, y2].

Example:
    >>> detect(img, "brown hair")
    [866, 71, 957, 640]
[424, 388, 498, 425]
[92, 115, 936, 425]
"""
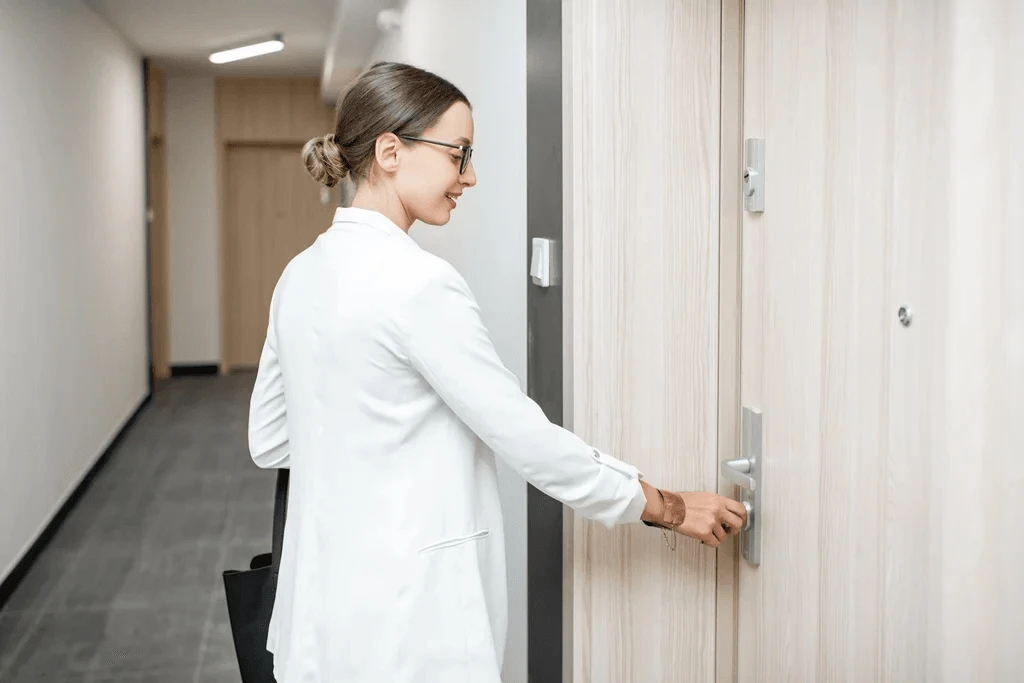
[303, 61, 470, 187]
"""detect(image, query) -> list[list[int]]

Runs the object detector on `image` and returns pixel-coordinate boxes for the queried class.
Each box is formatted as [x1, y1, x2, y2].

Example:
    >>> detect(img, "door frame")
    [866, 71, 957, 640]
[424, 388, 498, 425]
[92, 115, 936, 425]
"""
[214, 76, 336, 374]
[716, 0, 745, 681]
[219, 140, 328, 371]
[144, 60, 170, 384]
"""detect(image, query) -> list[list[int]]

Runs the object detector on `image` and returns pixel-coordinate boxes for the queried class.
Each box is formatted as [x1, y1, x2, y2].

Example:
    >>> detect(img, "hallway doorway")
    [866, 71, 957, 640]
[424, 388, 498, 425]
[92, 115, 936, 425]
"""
[222, 144, 336, 370]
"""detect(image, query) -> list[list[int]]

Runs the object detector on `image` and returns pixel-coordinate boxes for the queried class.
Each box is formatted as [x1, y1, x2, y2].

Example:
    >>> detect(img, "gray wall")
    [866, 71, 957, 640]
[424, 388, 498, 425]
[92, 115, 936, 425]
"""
[0, 0, 149, 585]
[526, 0, 565, 680]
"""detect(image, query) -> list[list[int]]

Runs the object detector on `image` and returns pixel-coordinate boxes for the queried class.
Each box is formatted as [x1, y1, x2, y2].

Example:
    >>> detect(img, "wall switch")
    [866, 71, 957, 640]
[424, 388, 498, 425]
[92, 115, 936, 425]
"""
[530, 237, 559, 287]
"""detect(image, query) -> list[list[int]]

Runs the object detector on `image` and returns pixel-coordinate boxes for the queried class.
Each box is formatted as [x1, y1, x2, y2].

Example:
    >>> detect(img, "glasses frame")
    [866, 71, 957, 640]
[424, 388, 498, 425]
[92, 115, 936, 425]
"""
[398, 135, 473, 174]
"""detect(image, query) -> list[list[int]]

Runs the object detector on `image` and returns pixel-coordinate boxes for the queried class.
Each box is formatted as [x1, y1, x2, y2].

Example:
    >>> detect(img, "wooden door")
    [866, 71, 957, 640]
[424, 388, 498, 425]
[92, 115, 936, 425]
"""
[146, 63, 170, 382]
[147, 138, 170, 381]
[726, 0, 1024, 680]
[223, 144, 336, 369]
[564, 1, 724, 681]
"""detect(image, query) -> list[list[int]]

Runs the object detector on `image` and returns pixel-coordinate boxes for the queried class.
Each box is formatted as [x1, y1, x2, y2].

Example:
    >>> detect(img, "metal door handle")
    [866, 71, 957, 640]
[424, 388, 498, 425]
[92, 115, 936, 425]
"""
[721, 408, 763, 565]
[721, 458, 756, 491]
[741, 500, 753, 532]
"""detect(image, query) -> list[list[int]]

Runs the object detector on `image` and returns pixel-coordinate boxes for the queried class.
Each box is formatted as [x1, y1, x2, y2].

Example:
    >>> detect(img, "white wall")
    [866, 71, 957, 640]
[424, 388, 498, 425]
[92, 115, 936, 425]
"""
[0, 0, 148, 583]
[165, 77, 220, 365]
[368, 3, 529, 680]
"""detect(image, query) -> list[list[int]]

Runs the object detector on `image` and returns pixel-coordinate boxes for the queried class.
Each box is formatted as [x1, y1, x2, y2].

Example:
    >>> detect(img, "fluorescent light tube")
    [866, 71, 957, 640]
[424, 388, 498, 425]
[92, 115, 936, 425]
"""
[210, 36, 284, 64]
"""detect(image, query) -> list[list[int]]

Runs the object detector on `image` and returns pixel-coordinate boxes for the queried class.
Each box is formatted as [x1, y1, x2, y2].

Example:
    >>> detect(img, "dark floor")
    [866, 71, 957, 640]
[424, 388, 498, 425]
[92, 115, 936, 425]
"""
[0, 373, 275, 682]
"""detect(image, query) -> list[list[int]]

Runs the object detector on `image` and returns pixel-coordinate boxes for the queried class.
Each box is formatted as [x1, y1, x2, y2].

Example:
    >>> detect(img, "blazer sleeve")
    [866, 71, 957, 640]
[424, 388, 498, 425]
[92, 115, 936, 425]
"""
[249, 285, 290, 469]
[402, 263, 648, 529]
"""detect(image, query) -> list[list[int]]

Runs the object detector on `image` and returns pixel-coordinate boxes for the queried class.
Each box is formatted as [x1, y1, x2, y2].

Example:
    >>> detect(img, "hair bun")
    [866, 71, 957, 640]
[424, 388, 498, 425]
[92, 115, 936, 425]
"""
[302, 134, 350, 187]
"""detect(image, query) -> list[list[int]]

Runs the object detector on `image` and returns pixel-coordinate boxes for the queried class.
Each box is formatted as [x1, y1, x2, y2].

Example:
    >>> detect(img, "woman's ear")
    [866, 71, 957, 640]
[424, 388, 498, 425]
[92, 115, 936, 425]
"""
[375, 133, 401, 173]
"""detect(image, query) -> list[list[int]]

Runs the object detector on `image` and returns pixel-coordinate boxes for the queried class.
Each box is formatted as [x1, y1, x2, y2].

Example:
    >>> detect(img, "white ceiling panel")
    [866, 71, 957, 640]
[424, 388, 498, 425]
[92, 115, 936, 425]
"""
[83, 0, 337, 76]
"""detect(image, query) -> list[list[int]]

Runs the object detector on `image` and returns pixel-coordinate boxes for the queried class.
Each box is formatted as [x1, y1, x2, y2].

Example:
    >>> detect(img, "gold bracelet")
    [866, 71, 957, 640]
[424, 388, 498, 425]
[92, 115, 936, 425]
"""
[642, 488, 686, 551]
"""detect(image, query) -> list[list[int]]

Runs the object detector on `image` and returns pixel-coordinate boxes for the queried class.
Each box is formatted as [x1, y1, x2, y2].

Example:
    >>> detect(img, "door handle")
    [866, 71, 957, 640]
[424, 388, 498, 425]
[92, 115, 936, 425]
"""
[722, 408, 763, 565]
[721, 458, 756, 491]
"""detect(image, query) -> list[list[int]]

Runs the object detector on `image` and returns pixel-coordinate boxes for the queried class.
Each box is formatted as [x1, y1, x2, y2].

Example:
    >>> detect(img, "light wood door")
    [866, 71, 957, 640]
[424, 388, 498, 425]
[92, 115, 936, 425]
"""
[223, 144, 336, 369]
[728, 0, 1024, 680]
[146, 64, 170, 381]
[147, 138, 170, 381]
[564, 1, 724, 681]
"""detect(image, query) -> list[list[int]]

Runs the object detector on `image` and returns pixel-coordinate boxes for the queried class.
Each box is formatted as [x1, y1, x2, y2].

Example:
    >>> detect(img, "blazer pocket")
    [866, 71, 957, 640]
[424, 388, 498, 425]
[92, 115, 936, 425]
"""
[417, 529, 490, 555]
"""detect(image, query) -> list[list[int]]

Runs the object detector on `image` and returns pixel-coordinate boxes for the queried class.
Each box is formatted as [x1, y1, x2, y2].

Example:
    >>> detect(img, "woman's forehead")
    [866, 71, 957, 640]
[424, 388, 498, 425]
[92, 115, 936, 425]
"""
[429, 102, 474, 142]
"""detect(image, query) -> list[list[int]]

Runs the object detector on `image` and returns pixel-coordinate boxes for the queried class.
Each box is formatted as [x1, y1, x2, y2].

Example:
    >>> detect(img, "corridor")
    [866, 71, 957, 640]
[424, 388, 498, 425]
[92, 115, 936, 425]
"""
[0, 375, 270, 682]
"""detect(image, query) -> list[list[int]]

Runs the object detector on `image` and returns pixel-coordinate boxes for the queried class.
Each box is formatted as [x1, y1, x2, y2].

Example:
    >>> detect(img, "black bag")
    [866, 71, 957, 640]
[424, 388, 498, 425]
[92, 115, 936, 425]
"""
[222, 468, 289, 683]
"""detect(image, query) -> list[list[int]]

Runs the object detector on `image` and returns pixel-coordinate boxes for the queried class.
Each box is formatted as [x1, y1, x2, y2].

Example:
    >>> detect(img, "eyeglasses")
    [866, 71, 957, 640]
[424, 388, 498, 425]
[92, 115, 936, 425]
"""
[398, 135, 473, 174]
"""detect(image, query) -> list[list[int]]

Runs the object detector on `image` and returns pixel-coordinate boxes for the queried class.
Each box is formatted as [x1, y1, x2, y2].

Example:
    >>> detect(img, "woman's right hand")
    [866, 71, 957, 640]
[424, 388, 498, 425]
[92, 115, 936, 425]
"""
[673, 491, 747, 547]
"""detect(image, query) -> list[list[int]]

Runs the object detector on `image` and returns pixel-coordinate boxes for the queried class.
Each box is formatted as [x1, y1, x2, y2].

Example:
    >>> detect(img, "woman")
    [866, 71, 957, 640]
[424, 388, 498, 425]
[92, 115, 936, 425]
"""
[248, 61, 746, 683]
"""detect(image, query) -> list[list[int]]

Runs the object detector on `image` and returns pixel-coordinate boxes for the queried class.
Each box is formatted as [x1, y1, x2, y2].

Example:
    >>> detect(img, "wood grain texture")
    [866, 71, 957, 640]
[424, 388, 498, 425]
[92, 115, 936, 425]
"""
[736, 0, 1023, 680]
[223, 145, 336, 369]
[565, 2, 722, 681]
[215, 77, 338, 372]
[145, 64, 170, 381]
[216, 77, 335, 144]
[146, 64, 166, 142]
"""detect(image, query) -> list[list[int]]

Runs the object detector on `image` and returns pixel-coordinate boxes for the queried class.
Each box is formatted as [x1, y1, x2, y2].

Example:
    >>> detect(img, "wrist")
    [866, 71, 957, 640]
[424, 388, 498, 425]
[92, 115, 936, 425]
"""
[640, 481, 672, 528]
[639, 483, 686, 530]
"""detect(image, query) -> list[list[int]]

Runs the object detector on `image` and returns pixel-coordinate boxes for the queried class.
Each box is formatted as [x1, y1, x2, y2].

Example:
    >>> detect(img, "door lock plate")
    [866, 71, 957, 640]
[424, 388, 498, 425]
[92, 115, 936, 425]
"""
[743, 138, 765, 213]
[721, 407, 763, 565]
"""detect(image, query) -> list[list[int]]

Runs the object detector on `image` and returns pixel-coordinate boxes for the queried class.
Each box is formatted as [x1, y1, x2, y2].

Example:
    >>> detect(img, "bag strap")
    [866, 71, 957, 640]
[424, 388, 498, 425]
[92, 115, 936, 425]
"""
[270, 468, 290, 584]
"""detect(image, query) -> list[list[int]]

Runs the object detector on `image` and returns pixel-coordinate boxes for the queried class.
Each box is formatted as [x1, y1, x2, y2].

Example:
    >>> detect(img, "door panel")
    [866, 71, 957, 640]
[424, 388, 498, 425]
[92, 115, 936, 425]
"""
[224, 145, 335, 369]
[731, 0, 1023, 681]
[564, 1, 722, 681]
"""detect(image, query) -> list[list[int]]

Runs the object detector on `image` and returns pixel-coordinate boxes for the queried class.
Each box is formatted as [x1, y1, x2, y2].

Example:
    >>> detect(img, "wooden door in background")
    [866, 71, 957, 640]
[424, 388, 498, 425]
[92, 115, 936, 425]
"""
[146, 138, 170, 381]
[146, 63, 170, 382]
[727, 0, 1023, 680]
[223, 144, 336, 369]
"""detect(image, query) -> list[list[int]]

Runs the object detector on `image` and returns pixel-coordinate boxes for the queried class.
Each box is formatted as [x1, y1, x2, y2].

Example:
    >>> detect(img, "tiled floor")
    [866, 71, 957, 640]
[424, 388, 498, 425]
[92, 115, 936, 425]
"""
[0, 374, 276, 682]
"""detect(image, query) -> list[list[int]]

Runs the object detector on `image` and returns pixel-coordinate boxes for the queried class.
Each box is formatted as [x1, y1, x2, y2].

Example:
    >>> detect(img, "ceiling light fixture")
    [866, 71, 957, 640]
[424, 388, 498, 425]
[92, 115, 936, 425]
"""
[376, 9, 403, 32]
[209, 34, 284, 64]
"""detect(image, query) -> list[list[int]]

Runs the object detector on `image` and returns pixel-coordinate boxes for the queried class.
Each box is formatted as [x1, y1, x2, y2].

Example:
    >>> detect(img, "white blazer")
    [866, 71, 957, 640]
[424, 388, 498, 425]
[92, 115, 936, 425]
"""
[248, 206, 648, 683]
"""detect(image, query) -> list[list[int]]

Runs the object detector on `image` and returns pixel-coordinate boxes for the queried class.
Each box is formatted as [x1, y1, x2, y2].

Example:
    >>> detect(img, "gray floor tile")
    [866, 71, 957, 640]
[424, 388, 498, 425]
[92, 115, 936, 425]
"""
[86, 602, 210, 678]
[59, 543, 222, 612]
[80, 501, 232, 554]
[149, 472, 234, 506]
[1, 609, 38, 673]
[227, 471, 277, 507]
[1, 608, 106, 679]
[196, 593, 243, 683]
[2, 375, 268, 681]
[1, 547, 79, 613]
[46, 498, 110, 554]
[196, 664, 243, 683]
[224, 503, 275, 548]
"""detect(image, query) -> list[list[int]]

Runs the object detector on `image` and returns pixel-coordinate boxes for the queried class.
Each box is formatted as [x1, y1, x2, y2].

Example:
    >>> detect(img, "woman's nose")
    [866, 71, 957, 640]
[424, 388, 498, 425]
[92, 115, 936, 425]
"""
[461, 163, 477, 187]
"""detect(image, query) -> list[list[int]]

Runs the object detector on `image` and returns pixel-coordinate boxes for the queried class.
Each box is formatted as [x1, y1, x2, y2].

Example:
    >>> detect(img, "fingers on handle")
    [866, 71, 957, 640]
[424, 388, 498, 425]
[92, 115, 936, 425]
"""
[721, 510, 744, 535]
[698, 522, 724, 547]
[723, 497, 747, 520]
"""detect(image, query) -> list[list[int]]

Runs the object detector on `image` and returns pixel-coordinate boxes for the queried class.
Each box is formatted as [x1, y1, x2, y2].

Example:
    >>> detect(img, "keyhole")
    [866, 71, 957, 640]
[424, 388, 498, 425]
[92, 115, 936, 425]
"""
[743, 167, 757, 197]
[898, 305, 913, 327]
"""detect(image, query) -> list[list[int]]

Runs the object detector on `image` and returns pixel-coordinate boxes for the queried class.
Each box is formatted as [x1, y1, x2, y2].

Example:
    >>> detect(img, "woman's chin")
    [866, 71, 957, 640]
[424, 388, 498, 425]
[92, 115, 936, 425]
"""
[422, 206, 453, 226]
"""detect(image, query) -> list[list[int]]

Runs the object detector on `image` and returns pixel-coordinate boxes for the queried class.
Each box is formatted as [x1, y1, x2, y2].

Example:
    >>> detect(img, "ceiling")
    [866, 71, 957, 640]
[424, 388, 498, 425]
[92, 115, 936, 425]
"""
[83, 0, 341, 76]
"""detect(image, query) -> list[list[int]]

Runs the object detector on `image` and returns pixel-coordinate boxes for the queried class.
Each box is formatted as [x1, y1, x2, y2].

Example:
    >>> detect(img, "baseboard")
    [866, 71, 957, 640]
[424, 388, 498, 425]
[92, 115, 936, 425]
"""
[170, 363, 219, 377]
[0, 392, 153, 611]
